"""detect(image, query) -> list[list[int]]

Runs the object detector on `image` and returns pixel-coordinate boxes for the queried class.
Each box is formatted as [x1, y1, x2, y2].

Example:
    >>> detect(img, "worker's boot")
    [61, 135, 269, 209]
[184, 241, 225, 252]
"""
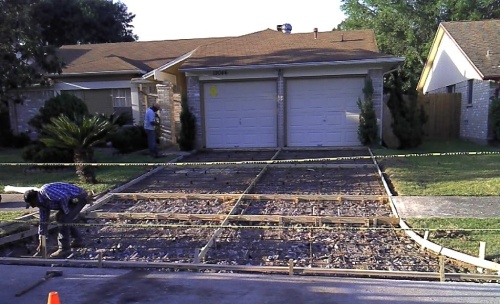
[49, 248, 71, 258]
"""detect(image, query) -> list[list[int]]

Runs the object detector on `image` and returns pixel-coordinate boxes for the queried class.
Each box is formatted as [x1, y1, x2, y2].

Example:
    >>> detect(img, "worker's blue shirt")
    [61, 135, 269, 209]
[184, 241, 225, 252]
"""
[144, 107, 156, 131]
[38, 183, 85, 236]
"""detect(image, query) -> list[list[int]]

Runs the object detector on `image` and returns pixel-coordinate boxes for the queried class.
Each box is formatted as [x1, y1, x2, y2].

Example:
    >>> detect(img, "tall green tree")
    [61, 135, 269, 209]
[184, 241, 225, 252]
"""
[0, 0, 137, 144]
[0, 0, 62, 107]
[32, 0, 137, 46]
[339, 0, 500, 92]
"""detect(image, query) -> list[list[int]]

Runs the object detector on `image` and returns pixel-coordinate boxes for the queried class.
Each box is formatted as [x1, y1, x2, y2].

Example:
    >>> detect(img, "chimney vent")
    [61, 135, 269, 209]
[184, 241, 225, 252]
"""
[314, 28, 318, 39]
[277, 25, 283, 32]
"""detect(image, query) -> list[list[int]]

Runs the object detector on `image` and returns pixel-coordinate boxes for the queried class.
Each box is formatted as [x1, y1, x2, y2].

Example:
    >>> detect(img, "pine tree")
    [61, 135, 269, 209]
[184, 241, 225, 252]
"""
[387, 73, 427, 149]
[178, 96, 196, 151]
[357, 76, 378, 145]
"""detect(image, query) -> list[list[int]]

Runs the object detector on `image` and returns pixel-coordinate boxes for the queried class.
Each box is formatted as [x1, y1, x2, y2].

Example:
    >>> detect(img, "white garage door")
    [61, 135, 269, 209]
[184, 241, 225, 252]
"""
[204, 81, 277, 148]
[287, 77, 364, 147]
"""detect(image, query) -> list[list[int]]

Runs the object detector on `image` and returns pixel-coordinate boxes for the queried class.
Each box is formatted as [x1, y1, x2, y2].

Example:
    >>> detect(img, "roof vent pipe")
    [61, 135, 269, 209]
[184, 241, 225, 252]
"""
[283, 23, 292, 34]
[314, 28, 318, 39]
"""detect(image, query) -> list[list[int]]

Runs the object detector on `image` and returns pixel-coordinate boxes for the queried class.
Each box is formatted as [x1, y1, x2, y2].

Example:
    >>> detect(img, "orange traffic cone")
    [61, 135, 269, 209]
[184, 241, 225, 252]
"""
[47, 291, 61, 304]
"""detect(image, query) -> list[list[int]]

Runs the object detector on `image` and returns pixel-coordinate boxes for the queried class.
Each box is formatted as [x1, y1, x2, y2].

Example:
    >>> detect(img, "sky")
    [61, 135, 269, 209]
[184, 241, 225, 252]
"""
[119, 0, 346, 41]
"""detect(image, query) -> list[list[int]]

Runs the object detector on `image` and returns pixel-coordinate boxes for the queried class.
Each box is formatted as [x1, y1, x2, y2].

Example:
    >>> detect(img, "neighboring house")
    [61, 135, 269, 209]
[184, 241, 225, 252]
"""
[9, 26, 403, 148]
[417, 19, 500, 144]
[8, 36, 226, 142]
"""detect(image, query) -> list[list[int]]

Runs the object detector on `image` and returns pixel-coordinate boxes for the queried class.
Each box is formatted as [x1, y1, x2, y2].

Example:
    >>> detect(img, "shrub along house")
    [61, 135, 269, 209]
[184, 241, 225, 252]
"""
[417, 19, 500, 144]
[9, 26, 403, 148]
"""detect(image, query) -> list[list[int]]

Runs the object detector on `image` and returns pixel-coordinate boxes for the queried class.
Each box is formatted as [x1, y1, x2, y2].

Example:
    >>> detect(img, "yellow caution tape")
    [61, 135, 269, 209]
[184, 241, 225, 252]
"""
[1, 151, 499, 167]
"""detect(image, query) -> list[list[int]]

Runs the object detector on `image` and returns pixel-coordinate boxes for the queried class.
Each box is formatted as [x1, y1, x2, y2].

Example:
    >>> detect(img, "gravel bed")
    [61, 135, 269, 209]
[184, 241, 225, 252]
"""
[252, 168, 385, 195]
[204, 226, 464, 272]
[275, 149, 373, 164]
[125, 167, 261, 193]
[126, 198, 235, 214]
[69, 220, 470, 273]
[75, 224, 214, 262]
[180, 150, 278, 163]
[238, 200, 391, 217]
[66, 198, 469, 274]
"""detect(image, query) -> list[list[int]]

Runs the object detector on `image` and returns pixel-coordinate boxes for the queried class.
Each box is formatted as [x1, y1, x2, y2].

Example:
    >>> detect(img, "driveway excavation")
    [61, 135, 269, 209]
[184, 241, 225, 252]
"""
[0, 149, 476, 274]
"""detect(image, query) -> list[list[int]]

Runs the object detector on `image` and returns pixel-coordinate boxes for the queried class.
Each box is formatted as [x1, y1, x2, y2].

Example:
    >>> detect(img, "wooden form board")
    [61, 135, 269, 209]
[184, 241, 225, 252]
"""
[0, 257, 498, 282]
[83, 212, 399, 226]
[111, 193, 388, 202]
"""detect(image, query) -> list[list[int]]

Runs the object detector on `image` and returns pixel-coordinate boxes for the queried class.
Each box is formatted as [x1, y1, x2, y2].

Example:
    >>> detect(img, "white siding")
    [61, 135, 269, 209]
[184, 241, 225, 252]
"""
[423, 34, 482, 93]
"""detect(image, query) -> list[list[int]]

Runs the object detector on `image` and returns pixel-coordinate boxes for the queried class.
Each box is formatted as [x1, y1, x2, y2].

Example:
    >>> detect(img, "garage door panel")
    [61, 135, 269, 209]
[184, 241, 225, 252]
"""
[287, 77, 364, 147]
[204, 81, 277, 148]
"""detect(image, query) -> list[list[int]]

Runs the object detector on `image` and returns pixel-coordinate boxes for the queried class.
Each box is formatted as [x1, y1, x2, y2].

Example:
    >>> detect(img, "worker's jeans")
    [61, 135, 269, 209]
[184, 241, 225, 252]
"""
[145, 128, 158, 157]
[55, 192, 88, 250]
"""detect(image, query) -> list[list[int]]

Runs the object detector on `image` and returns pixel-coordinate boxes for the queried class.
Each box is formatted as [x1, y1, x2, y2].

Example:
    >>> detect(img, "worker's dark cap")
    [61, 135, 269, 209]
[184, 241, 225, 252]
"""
[24, 190, 38, 208]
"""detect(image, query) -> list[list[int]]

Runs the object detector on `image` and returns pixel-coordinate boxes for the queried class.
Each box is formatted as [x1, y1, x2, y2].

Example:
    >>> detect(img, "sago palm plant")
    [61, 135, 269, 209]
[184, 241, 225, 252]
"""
[40, 114, 117, 183]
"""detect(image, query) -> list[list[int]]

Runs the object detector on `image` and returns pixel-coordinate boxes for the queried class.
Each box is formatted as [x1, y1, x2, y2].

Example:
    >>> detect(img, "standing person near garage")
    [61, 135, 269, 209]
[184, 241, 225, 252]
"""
[24, 182, 88, 258]
[144, 102, 160, 158]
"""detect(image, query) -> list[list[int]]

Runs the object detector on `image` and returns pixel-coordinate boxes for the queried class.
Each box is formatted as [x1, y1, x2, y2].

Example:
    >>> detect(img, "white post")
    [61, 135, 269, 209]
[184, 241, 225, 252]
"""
[423, 230, 430, 241]
[422, 230, 430, 250]
[477, 241, 486, 273]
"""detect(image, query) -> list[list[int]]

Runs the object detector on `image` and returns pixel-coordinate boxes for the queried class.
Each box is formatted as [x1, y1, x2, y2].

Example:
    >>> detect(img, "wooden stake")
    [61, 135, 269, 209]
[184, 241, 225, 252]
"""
[288, 259, 294, 276]
[40, 235, 47, 259]
[439, 255, 445, 282]
[194, 248, 200, 264]
[98, 251, 103, 268]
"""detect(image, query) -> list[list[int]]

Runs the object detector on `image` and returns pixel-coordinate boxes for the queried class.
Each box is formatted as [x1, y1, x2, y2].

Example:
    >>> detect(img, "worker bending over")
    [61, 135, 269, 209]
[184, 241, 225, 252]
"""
[24, 182, 88, 258]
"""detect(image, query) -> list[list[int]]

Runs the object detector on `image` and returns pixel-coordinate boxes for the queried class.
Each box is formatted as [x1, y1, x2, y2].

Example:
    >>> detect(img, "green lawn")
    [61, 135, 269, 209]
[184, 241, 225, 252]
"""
[406, 218, 500, 260]
[373, 140, 500, 196]
[0, 147, 176, 194]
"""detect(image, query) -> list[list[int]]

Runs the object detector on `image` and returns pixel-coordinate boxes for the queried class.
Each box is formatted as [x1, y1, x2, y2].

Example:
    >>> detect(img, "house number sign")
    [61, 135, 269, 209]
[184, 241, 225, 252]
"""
[213, 70, 228, 76]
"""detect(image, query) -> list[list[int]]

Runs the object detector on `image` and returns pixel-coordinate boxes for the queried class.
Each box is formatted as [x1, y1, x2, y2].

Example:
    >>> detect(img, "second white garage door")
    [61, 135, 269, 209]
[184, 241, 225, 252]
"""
[204, 81, 277, 148]
[286, 77, 365, 147]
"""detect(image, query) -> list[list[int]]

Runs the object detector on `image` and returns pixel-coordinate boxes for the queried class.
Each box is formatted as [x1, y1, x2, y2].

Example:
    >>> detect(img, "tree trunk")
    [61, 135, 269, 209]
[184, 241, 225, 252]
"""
[74, 148, 96, 184]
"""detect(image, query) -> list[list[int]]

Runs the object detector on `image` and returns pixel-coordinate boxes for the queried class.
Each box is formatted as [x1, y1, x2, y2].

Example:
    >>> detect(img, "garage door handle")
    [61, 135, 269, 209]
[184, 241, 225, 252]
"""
[239, 118, 242, 125]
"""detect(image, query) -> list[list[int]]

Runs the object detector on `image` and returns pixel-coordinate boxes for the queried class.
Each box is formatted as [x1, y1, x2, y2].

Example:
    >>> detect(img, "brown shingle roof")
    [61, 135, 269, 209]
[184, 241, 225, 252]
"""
[181, 29, 393, 70]
[58, 37, 229, 75]
[442, 19, 500, 79]
[57, 29, 396, 75]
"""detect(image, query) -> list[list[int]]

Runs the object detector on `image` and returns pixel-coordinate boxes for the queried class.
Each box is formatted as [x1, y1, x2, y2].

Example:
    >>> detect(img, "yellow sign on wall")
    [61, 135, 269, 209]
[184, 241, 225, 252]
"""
[209, 86, 218, 97]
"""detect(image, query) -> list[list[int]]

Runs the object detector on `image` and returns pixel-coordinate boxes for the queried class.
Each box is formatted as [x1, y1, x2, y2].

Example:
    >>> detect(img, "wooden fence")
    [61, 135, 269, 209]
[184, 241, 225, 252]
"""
[382, 93, 461, 147]
[418, 93, 461, 139]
